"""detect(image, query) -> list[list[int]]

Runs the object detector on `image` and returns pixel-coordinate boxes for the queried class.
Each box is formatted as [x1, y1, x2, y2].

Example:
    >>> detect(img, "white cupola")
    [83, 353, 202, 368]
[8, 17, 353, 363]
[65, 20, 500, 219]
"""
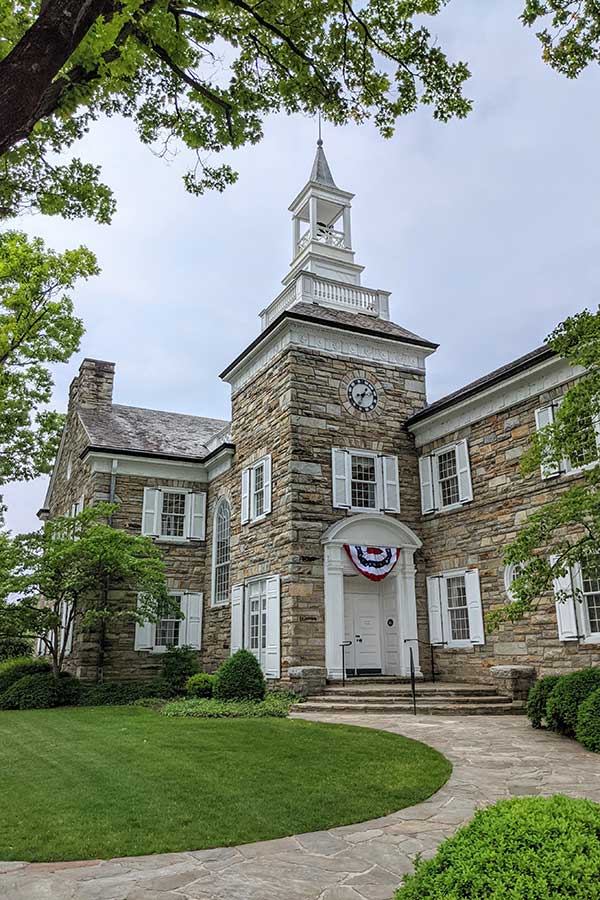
[284, 139, 364, 287]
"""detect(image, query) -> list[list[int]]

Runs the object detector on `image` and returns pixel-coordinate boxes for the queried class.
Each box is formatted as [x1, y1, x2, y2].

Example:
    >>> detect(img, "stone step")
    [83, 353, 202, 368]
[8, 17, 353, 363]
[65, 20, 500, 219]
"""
[322, 685, 501, 698]
[310, 692, 511, 705]
[294, 700, 525, 716]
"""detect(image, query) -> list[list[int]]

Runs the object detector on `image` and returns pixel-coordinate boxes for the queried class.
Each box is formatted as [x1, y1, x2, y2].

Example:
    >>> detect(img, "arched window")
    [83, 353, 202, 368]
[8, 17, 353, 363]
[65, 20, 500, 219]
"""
[212, 498, 231, 605]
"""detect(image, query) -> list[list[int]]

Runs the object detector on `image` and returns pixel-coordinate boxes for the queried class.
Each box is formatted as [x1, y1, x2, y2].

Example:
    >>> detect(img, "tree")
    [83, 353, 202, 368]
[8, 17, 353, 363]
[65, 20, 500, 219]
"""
[489, 307, 600, 631]
[0, 231, 98, 484]
[0, 1, 472, 220]
[0, 503, 175, 676]
[522, 1, 600, 77]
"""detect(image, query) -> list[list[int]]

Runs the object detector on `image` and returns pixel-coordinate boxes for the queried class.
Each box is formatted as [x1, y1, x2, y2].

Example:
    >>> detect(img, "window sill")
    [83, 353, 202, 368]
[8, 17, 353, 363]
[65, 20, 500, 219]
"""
[246, 513, 270, 526]
[422, 501, 472, 517]
[581, 634, 600, 645]
[210, 600, 230, 609]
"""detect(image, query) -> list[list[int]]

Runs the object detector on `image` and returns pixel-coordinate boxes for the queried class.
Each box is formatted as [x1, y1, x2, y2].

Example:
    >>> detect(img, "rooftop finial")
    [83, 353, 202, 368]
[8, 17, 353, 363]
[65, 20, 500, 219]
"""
[317, 110, 323, 147]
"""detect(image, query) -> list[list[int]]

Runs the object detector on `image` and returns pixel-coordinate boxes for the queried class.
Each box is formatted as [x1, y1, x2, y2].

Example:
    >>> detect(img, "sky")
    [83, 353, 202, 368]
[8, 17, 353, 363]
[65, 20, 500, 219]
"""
[3, 0, 600, 534]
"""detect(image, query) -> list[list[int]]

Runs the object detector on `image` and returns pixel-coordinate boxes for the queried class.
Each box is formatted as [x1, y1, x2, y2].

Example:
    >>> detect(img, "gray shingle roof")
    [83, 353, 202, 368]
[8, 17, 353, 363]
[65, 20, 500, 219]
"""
[310, 141, 336, 187]
[78, 404, 230, 460]
[287, 302, 437, 347]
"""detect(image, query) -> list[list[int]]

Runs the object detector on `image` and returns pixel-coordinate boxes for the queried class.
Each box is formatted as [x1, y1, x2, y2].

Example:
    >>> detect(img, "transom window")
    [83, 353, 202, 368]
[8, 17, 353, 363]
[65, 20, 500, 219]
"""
[351, 454, 377, 509]
[437, 450, 460, 508]
[161, 491, 186, 538]
[155, 594, 182, 648]
[248, 579, 267, 669]
[212, 499, 231, 605]
[581, 559, 600, 635]
[446, 575, 469, 641]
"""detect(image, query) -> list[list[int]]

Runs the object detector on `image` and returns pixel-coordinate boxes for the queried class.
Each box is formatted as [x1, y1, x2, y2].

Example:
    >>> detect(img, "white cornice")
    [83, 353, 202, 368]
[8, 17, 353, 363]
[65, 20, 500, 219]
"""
[409, 356, 584, 448]
[84, 447, 234, 483]
[222, 318, 432, 396]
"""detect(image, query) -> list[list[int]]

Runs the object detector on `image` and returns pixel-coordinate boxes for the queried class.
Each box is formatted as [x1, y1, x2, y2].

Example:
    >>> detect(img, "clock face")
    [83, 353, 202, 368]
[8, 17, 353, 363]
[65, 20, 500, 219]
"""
[348, 378, 378, 413]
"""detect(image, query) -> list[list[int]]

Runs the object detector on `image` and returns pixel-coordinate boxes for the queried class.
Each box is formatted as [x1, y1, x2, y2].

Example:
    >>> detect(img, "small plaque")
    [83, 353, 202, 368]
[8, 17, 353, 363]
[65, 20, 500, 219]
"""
[300, 615, 318, 622]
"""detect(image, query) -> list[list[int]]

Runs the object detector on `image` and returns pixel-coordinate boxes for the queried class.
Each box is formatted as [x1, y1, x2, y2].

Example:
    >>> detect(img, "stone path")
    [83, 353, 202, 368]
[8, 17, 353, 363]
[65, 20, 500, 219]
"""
[2, 713, 600, 900]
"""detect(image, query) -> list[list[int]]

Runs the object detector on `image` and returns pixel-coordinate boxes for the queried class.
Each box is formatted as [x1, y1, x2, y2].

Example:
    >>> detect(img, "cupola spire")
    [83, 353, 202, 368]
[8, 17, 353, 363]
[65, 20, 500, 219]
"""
[310, 129, 336, 187]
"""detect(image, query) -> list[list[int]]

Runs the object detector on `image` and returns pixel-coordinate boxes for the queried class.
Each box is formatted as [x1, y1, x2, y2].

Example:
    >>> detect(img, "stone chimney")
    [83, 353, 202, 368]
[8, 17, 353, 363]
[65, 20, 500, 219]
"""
[69, 358, 115, 411]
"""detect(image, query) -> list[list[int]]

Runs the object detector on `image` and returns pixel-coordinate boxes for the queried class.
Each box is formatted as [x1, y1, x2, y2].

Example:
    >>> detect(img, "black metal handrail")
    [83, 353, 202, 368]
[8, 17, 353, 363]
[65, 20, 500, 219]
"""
[403, 637, 418, 715]
[340, 641, 353, 686]
[429, 640, 448, 683]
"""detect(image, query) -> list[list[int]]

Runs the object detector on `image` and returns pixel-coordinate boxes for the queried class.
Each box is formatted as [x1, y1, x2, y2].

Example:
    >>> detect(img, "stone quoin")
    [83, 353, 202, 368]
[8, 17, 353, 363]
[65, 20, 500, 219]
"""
[39, 141, 600, 692]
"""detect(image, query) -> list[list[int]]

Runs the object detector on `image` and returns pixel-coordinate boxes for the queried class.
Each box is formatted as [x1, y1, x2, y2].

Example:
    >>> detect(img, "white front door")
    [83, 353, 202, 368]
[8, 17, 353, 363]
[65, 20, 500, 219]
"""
[344, 578, 382, 673]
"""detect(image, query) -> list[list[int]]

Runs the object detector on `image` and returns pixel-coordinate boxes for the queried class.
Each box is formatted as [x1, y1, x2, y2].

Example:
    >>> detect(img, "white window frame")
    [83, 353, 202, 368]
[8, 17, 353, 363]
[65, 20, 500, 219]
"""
[331, 448, 400, 514]
[230, 574, 281, 678]
[211, 497, 231, 606]
[158, 488, 190, 541]
[241, 455, 272, 524]
[535, 399, 600, 480]
[153, 591, 184, 652]
[419, 440, 472, 515]
[141, 487, 206, 542]
[426, 568, 485, 649]
[504, 563, 523, 603]
[554, 560, 600, 644]
[134, 590, 204, 653]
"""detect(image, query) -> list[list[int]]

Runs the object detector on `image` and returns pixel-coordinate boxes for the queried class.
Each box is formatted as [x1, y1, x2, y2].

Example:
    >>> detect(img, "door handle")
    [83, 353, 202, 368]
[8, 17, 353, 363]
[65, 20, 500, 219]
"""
[355, 635, 363, 642]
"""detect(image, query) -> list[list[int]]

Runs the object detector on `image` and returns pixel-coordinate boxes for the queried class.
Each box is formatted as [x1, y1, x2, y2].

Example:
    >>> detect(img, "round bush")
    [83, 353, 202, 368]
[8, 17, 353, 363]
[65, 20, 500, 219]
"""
[0, 672, 80, 710]
[547, 668, 600, 736]
[526, 675, 561, 728]
[213, 650, 266, 702]
[0, 656, 51, 695]
[186, 672, 214, 698]
[576, 687, 600, 753]
[396, 795, 600, 900]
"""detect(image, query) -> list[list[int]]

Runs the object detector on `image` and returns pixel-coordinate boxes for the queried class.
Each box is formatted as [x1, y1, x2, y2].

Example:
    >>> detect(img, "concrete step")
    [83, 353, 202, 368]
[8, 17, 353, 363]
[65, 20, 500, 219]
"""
[309, 693, 511, 705]
[323, 685, 501, 698]
[294, 700, 525, 716]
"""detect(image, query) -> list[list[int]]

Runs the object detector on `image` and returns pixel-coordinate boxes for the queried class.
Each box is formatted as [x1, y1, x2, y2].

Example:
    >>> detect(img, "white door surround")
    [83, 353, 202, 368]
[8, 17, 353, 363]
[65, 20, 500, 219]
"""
[322, 513, 422, 680]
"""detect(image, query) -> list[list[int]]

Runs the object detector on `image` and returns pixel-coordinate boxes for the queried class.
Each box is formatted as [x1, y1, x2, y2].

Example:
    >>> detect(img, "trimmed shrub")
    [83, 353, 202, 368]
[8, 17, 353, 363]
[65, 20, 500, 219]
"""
[546, 667, 600, 736]
[163, 695, 292, 718]
[395, 795, 600, 900]
[0, 656, 51, 695]
[213, 649, 266, 702]
[186, 672, 214, 698]
[79, 681, 161, 707]
[526, 675, 561, 728]
[0, 672, 80, 710]
[576, 687, 600, 753]
[160, 645, 200, 696]
[0, 637, 33, 662]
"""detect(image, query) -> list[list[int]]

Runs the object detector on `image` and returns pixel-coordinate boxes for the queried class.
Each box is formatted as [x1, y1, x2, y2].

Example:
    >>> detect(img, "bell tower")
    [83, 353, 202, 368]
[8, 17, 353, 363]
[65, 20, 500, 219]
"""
[285, 138, 363, 287]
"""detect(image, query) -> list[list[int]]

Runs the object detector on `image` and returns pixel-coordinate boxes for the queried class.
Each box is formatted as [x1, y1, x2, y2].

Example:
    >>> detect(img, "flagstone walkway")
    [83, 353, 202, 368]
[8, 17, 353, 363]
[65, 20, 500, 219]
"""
[2, 713, 599, 900]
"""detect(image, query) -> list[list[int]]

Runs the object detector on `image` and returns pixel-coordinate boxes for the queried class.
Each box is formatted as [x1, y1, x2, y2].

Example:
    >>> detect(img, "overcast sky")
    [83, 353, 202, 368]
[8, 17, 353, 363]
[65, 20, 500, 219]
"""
[3, 0, 600, 534]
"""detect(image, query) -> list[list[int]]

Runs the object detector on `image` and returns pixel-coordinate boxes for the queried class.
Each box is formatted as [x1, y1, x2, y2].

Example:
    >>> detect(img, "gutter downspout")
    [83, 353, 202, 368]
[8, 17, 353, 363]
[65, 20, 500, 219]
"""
[98, 459, 118, 683]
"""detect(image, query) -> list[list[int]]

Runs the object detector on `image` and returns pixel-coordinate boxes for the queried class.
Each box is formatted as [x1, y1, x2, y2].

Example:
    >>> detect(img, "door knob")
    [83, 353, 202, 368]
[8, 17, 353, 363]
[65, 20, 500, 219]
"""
[355, 635, 363, 642]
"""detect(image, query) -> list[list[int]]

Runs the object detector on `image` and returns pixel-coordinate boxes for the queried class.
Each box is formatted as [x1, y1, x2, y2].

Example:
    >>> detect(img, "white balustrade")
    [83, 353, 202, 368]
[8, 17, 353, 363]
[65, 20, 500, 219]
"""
[296, 226, 346, 254]
[260, 273, 388, 330]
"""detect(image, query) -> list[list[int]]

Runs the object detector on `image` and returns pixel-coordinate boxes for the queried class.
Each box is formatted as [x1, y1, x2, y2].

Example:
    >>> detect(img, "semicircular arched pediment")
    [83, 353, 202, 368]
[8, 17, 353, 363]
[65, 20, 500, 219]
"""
[321, 513, 422, 550]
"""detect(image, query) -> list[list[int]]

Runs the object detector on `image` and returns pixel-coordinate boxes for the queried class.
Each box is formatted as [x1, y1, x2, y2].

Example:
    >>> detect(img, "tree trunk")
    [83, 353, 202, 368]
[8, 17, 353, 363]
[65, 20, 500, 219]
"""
[0, 0, 114, 156]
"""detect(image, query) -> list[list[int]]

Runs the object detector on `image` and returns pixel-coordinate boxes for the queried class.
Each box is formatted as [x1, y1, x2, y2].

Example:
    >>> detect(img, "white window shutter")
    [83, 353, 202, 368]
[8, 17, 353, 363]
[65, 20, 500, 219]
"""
[332, 448, 351, 509]
[182, 592, 203, 650]
[241, 468, 250, 524]
[263, 455, 272, 515]
[456, 440, 473, 503]
[134, 594, 155, 650]
[142, 488, 161, 536]
[535, 406, 561, 479]
[550, 555, 579, 640]
[230, 583, 244, 653]
[426, 577, 444, 645]
[187, 492, 206, 540]
[419, 455, 436, 514]
[464, 569, 485, 645]
[380, 455, 400, 513]
[264, 575, 281, 679]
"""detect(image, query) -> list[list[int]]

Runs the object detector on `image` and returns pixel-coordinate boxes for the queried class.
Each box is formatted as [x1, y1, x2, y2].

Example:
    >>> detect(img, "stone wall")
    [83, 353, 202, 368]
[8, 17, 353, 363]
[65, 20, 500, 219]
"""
[416, 379, 600, 683]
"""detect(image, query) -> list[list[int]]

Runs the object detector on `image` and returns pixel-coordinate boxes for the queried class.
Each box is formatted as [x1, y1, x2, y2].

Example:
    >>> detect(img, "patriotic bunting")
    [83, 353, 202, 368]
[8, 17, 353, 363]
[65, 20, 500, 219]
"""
[344, 545, 400, 581]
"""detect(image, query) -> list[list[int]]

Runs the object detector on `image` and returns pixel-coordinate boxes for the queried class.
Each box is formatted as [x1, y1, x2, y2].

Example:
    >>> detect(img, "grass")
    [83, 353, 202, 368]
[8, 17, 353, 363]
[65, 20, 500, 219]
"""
[0, 706, 451, 862]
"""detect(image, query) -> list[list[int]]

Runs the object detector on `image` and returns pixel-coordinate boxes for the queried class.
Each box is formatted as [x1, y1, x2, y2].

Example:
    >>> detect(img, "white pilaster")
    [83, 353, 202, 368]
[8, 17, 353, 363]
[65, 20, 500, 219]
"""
[293, 216, 301, 255]
[343, 206, 352, 249]
[309, 196, 318, 239]
[324, 544, 346, 680]
[397, 549, 421, 678]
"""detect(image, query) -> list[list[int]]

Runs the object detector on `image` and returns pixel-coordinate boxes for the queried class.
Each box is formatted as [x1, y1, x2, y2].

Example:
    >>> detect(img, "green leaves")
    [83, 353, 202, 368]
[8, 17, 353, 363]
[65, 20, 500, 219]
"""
[521, 1, 600, 78]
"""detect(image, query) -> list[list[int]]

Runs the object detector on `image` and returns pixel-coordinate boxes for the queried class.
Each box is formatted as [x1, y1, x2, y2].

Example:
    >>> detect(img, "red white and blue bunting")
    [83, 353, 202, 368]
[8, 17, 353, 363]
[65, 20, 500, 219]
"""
[344, 545, 400, 582]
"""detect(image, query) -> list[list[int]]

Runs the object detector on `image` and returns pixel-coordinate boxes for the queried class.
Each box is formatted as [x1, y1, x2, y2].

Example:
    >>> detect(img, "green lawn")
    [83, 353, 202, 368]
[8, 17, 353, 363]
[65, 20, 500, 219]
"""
[0, 706, 451, 862]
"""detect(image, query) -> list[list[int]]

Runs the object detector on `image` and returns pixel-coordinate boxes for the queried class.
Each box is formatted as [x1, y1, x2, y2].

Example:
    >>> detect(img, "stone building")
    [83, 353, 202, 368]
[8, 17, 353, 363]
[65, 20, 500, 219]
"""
[40, 142, 600, 693]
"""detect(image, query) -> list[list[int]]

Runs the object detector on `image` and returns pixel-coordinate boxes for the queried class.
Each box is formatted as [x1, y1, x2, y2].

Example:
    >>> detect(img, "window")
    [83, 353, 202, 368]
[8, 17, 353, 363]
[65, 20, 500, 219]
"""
[504, 563, 524, 603]
[212, 499, 231, 605]
[331, 449, 400, 513]
[535, 400, 600, 479]
[141, 488, 206, 541]
[155, 595, 182, 648]
[241, 456, 272, 524]
[581, 559, 600, 636]
[419, 440, 472, 514]
[161, 492, 186, 538]
[134, 591, 203, 652]
[230, 575, 281, 678]
[426, 569, 484, 648]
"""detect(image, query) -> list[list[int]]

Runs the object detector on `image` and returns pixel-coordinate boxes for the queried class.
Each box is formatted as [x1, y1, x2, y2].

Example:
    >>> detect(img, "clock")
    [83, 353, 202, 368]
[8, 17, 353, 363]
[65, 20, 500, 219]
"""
[347, 377, 378, 413]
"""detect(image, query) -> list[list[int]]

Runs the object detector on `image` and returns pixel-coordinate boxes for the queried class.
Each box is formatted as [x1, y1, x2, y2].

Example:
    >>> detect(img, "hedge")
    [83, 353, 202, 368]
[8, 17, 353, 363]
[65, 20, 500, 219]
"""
[79, 681, 163, 707]
[526, 675, 561, 729]
[396, 795, 600, 900]
[546, 668, 600, 736]
[213, 649, 265, 702]
[576, 687, 600, 753]
[0, 672, 80, 710]
[163, 695, 292, 718]
[0, 656, 51, 695]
